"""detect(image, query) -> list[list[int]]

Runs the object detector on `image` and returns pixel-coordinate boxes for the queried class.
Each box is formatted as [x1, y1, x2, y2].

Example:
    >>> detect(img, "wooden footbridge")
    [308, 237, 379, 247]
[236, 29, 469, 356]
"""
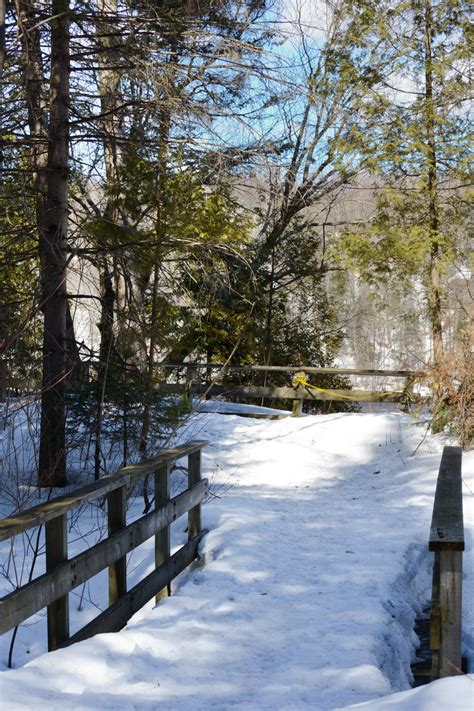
[0, 441, 208, 651]
[0, 438, 464, 683]
[412, 446, 466, 682]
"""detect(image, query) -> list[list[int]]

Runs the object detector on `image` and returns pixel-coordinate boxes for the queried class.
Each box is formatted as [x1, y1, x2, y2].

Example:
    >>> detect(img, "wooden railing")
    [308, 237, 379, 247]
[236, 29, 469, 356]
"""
[429, 445, 464, 679]
[156, 363, 420, 377]
[0, 440, 208, 651]
[0, 364, 422, 410]
[154, 363, 422, 412]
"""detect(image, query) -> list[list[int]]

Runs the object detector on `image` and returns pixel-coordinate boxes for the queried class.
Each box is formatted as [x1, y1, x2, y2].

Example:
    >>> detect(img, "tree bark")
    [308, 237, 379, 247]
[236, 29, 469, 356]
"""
[93, 0, 122, 478]
[14, 1, 69, 486]
[260, 245, 276, 405]
[139, 108, 170, 455]
[65, 302, 82, 381]
[424, 0, 443, 366]
[38, 0, 70, 487]
[0, 0, 5, 79]
[94, 258, 115, 480]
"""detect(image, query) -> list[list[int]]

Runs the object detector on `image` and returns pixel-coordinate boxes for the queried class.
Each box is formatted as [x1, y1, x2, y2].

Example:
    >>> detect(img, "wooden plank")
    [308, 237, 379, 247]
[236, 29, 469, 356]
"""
[62, 535, 202, 646]
[0, 480, 208, 634]
[430, 553, 441, 648]
[188, 450, 202, 540]
[157, 384, 407, 403]
[156, 362, 420, 377]
[155, 463, 171, 601]
[291, 374, 305, 416]
[292, 398, 303, 417]
[45, 514, 69, 651]
[438, 550, 463, 677]
[429, 446, 464, 551]
[0, 440, 208, 541]
[108, 485, 127, 605]
[430, 551, 441, 680]
[431, 650, 440, 680]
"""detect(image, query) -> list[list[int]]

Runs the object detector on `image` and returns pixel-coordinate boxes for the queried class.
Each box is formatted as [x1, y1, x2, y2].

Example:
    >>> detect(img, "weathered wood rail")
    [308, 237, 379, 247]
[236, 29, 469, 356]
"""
[0, 364, 422, 413]
[429, 445, 464, 679]
[157, 382, 409, 401]
[155, 363, 422, 413]
[0, 440, 208, 652]
[156, 363, 420, 377]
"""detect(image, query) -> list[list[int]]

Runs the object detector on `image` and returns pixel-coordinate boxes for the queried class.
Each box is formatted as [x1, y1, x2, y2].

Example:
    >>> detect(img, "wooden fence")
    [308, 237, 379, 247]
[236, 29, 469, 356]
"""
[157, 363, 420, 377]
[0, 440, 208, 652]
[429, 445, 464, 679]
[155, 363, 422, 414]
[0, 437, 464, 679]
[1, 364, 423, 414]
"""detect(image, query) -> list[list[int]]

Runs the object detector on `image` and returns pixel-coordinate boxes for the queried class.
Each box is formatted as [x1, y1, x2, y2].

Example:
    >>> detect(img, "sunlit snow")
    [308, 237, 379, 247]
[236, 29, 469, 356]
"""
[0, 408, 472, 710]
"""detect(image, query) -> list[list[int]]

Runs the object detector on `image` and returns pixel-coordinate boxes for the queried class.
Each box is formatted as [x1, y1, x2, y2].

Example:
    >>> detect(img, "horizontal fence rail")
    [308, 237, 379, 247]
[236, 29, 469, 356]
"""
[0, 364, 423, 411]
[429, 445, 464, 679]
[154, 363, 422, 377]
[151, 363, 423, 412]
[0, 440, 208, 652]
[157, 383, 409, 402]
[156, 382, 415, 411]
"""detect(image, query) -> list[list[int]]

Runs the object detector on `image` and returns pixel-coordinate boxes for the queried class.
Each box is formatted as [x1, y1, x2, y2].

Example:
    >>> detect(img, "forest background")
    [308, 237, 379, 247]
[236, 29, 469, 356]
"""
[0, 0, 472, 489]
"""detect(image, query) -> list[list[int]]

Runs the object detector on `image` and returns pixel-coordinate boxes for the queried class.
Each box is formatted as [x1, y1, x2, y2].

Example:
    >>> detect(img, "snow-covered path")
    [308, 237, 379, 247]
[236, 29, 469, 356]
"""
[0, 412, 473, 710]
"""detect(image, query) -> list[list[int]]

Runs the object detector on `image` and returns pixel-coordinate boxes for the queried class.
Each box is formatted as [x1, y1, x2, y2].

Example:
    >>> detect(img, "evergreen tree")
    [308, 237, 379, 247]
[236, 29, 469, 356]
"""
[335, 0, 471, 364]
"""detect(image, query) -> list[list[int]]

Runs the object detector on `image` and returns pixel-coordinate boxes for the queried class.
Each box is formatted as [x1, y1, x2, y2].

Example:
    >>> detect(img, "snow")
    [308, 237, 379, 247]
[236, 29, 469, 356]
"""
[0, 409, 473, 710]
[195, 399, 291, 416]
[340, 676, 474, 710]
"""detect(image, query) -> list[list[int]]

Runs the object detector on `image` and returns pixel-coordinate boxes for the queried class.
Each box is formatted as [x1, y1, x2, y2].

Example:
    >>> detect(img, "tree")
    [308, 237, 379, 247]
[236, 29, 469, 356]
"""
[2, 0, 271, 481]
[233, 0, 394, 374]
[334, 0, 471, 366]
[0, 0, 5, 78]
[8, 1, 70, 486]
[72, 0, 270, 458]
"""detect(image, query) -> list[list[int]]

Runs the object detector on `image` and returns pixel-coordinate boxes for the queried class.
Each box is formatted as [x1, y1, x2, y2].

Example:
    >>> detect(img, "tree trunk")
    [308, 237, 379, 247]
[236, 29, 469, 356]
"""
[0, 0, 5, 79]
[14, 1, 69, 486]
[424, 0, 443, 366]
[139, 264, 159, 456]
[261, 245, 276, 405]
[94, 258, 116, 480]
[93, 0, 122, 478]
[38, 0, 70, 487]
[65, 302, 82, 381]
[139, 108, 170, 454]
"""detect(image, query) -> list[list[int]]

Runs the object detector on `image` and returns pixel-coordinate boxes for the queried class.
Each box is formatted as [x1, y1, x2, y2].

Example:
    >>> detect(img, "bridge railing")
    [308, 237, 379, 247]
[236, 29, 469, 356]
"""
[429, 445, 464, 679]
[154, 363, 422, 413]
[0, 364, 422, 411]
[0, 440, 208, 651]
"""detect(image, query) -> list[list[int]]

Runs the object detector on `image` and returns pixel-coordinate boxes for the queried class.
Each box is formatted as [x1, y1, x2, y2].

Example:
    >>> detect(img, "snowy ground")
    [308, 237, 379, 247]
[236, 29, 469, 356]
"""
[0, 409, 473, 709]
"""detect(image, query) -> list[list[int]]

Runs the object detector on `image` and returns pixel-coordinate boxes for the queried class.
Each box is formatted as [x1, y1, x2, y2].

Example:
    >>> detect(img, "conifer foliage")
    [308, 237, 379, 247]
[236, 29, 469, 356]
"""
[0, 0, 471, 489]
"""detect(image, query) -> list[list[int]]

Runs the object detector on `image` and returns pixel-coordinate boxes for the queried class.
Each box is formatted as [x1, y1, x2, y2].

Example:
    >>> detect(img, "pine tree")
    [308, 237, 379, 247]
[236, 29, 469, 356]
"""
[335, 0, 471, 365]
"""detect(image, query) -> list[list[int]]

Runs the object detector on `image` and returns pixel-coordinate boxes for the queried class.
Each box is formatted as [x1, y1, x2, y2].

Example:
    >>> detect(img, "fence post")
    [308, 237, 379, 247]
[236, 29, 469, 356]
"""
[188, 449, 202, 539]
[429, 446, 464, 679]
[183, 367, 197, 408]
[155, 462, 171, 601]
[292, 397, 303, 417]
[107, 485, 127, 604]
[292, 370, 306, 417]
[438, 549, 463, 677]
[430, 551, 441, 679]
[45, 514, 69, 650]
[402, 376, 415, 412]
